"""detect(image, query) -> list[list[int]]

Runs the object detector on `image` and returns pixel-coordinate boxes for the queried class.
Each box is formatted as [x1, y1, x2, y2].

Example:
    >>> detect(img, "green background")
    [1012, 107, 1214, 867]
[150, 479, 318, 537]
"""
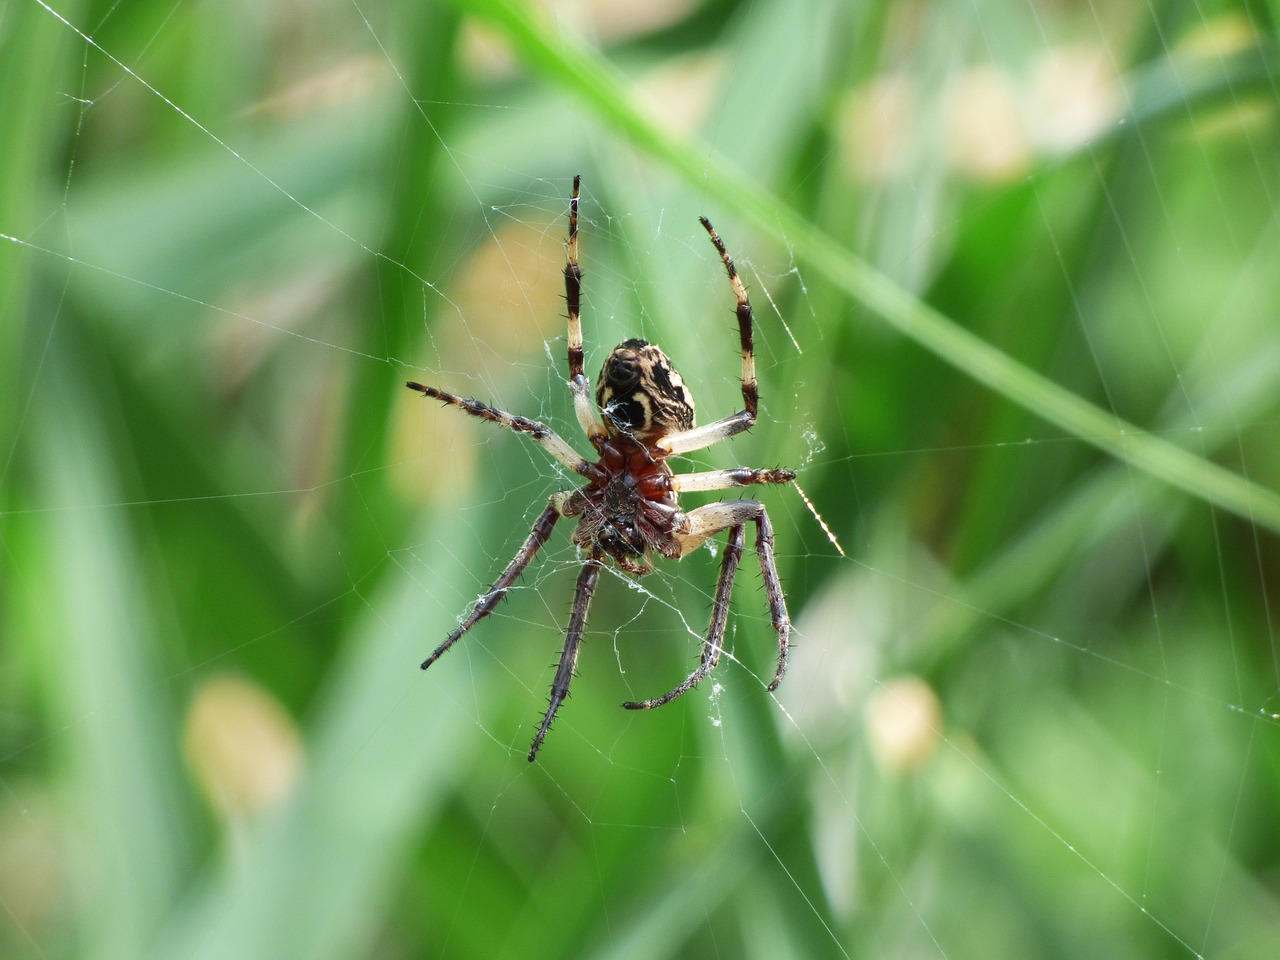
[3, 0, 1279, 957]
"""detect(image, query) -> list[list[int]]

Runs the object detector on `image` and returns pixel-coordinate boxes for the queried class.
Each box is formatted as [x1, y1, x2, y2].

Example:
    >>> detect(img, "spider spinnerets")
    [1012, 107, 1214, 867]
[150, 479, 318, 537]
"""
[407, 176, 795, 761]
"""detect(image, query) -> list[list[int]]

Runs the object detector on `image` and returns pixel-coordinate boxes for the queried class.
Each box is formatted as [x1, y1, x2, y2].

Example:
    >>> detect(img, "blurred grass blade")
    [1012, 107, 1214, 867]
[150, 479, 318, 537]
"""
[35, 355, 187, 960]
[456, 0, 1280, 535]
[921, 334, 1280, 663]
[149, 526, 481, 960]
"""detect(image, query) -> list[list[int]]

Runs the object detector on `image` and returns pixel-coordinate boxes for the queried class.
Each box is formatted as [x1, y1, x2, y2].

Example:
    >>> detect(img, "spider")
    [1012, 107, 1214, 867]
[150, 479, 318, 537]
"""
[407, 176, 795, 761]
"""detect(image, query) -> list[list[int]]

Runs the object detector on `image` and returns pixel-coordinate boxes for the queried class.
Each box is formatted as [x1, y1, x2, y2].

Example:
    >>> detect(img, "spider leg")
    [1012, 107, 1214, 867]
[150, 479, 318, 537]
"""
[563, 175, 607, 448]
[624, 500, 790, 709]
[657, 217, 758, 457]
[752, 507, 791, 690]
[406, 381, 589, 474]
[623, 522, 744, 710]
[421, 499, 564, 670]
[529, 551, 603, 761]
[671, 466, 796, 494]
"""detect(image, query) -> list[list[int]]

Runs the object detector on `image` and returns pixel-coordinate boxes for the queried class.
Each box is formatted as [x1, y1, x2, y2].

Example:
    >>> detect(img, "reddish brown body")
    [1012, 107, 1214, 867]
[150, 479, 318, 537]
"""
[566, 433, 681, 575]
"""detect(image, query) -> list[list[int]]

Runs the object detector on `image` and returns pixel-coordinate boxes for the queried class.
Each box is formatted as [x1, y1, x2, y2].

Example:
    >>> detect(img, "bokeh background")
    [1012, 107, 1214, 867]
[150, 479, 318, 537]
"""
[3, 0, 1280, 957]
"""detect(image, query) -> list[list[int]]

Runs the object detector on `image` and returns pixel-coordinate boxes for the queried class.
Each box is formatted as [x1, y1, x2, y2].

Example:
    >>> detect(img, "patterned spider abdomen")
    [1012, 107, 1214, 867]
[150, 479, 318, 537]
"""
[595, 339, 696, 440]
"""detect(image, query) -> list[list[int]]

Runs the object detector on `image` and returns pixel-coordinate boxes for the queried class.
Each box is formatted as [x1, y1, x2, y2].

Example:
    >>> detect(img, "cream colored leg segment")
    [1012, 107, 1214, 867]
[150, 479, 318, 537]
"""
[563, 175, 606, 447]
[674, 500, 765, 555]
[671, 467, 796, 493]
[645, 498, 791, 699]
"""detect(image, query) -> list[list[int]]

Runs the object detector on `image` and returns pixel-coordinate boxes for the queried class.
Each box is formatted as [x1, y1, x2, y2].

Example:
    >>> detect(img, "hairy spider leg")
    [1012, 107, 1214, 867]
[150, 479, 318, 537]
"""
[657, 217, 759, 457]
[407, 184, 798, 758]
[670, 467, 797, 493]
[623, 523, 744, 710]
[624, 500, 790, 709]
[529, 551, 603, 761]
[564, 175, 584, 381]
[564, 175, 607, 447]
[405, 381, 589, 473]
[420, 500, 564, 671]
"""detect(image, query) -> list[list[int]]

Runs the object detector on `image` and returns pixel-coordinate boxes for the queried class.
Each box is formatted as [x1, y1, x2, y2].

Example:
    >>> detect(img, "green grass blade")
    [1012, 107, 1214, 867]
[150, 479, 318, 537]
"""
[148, 519, 484, 960]
[32, 360, 188, 960]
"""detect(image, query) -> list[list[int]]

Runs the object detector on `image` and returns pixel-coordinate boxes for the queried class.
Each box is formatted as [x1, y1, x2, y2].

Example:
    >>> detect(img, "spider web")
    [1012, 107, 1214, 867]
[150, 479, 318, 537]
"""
[1, 1, 1279, 959]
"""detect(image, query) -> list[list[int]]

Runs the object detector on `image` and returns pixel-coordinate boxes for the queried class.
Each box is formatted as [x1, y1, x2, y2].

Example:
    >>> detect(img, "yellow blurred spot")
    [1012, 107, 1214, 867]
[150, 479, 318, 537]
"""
[583, 0, 697, 40]
[866, 675, 942, 773]
[838, 74, 915, 183]
[944, 66, 1031, 183]
[1175, 15, 1272, 141]
[393, 215, 567, 505]
[633, 53, 726, 139]
[458, 20, 521, 78]
[0, 792, 63, 939]
[449, 218, 568, 357]
[391, 382, 479, 505]
[1027, 45, 1120, 154]
[1176, 12, 1257, 59]
[459, 0, 696, 78]
[183, 675, 303, 819]
[243, 56, 390, 119]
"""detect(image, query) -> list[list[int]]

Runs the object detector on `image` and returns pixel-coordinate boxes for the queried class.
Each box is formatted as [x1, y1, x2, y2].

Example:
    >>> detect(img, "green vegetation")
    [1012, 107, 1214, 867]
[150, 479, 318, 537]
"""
[2, 1, 1278, 958]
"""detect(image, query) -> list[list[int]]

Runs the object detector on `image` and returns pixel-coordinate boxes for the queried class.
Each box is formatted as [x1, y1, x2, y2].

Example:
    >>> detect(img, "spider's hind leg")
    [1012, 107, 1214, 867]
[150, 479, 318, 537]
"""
[623, 500, 791, 710]
[529, 551, 603, 761]
[622, 521, 745, 710]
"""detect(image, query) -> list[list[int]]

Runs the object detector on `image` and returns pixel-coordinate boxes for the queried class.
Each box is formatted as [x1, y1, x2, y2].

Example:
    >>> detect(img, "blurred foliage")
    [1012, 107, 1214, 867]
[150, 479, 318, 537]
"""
[2, 0, 1280, 958]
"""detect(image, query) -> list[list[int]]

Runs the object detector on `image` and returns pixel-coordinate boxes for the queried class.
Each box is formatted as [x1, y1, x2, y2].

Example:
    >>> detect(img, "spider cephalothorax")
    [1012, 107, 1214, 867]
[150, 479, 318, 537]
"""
[407, 176, 795, 761]
[563, 442, 672, 575]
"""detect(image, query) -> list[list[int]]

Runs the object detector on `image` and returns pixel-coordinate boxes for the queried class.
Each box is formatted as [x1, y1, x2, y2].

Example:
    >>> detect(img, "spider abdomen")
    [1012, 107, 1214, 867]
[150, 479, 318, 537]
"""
[596, 339, 695, 440]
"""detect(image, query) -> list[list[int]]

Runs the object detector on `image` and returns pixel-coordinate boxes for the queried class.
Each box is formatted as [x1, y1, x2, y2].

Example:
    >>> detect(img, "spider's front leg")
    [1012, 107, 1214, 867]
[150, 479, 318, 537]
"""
[622, 500, 791, 710]
[406, 381, 589, 473]
[563, 175, 607, 448]
[656, 217, 759, 458]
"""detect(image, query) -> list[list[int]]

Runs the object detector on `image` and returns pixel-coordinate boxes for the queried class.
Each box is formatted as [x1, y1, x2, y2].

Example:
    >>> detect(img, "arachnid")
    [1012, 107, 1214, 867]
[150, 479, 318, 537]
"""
[407, 176, 795, 761]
